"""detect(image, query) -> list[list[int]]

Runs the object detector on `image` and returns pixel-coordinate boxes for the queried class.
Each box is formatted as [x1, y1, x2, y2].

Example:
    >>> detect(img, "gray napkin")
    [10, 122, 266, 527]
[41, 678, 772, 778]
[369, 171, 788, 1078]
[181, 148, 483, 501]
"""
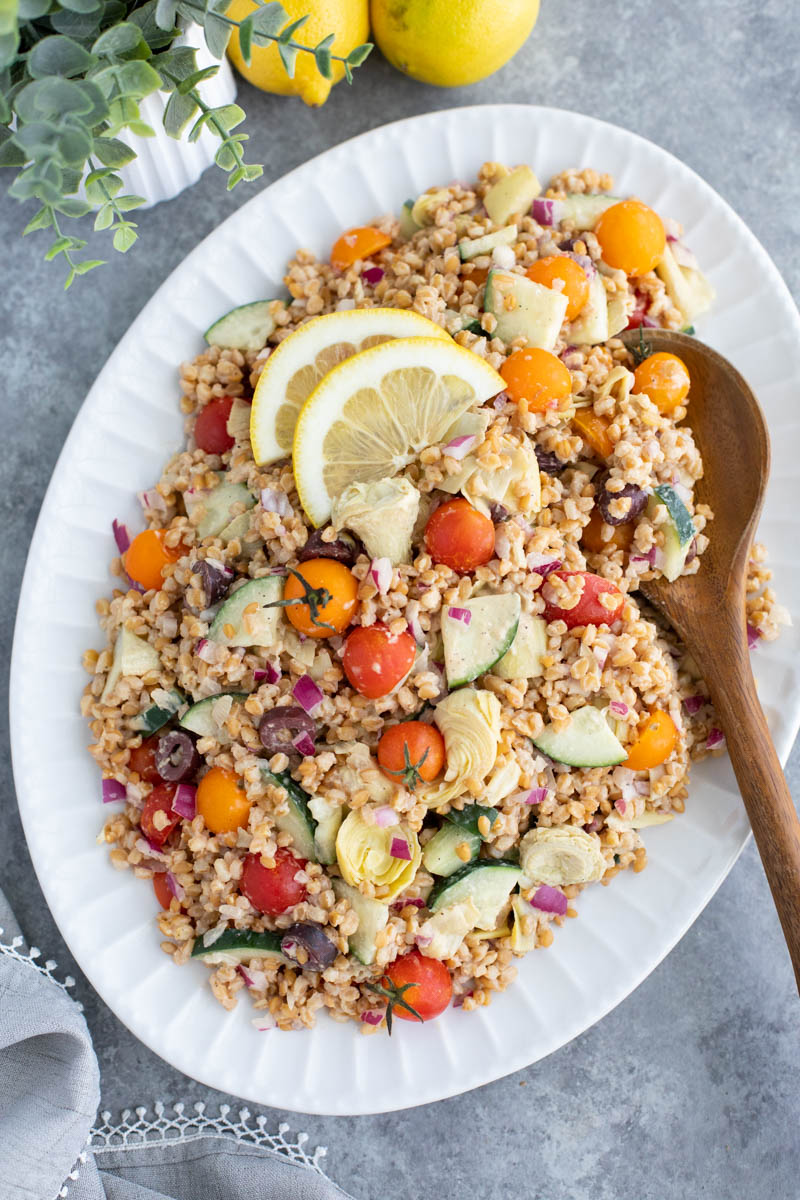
[0, 887, 353, 1200]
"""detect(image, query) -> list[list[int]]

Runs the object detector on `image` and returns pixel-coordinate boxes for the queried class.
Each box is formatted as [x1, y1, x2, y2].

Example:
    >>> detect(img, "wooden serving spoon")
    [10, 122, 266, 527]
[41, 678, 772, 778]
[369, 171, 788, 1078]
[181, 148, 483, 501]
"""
[620, 328, 800, 991]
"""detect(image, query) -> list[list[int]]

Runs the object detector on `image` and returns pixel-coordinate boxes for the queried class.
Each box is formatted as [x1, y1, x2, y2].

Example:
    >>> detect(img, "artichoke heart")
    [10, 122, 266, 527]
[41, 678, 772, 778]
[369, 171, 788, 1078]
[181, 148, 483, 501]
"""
[417, 898, 481, 960]
[331, 740, 396, 805]
[439, 432, 541, 518]
[331, 476, 420, 565]
[335, 809, 421, 901]
[519, 826, 607, 887]
[421, 688, 501, 808]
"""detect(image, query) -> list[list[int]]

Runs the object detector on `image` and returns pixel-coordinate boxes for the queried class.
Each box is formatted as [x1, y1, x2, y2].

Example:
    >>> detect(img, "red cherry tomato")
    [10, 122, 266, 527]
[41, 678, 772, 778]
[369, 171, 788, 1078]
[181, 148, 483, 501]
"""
[543, 570, 623, 629]
[240, 847, 308, 915]
[194, 396, 235, 454]
[424, 498, 495, 573]
[383, 949, 452, 1023]
[153, 872, 174, 910]
[129, 735, 161, 783]
[342, 623, 416, 699]
[140, 783, 181, 847]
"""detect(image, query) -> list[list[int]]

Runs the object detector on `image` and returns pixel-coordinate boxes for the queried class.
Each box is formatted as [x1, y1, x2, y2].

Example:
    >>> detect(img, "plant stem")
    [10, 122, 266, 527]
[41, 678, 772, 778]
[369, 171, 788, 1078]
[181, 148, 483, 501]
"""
[179, 0, 359, 67]
[49, 207, 81, 274]
[86, 156, 134, 228]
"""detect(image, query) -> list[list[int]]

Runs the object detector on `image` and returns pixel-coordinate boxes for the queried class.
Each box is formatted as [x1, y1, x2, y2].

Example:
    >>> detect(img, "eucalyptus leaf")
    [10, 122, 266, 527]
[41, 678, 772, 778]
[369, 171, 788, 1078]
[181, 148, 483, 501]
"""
[126, 117, 153, 137]
[0, 28, 19, 68]
[114, 192, 143, 210]
[277, 38, 297, 78]
[237, 12, 252, 65]
[93, 202, 113, 229]
[346, 42, 372, 67]
[55, 122, 93, 164]
[278, 14, 308, 42]
[59, 0, 102, 13]
[130, 0, 176, 49]
[92, 134, 135, 166]
[49, 8, 104, 39]
[153, 43, 196, 82]
[210, 102, 243, 132]
[92, 22, 148, 59]
[0, 0, 17, 38]
[75, 79, 108, 123]
[0, 131, 26, 166]
[23, 205, 53, 234]
[214, 139, 236, 170]
[14, 76, 90, 119]
[112, 223, 136, 251]
[17, 0, 54, 20]
[45, 235, 72, 260]
[153, 0, 177, 32]
[175, 63, 217, 93]
[249, 1, 285, 37]
[115, 57, 161, 96]
[74, 257, 105, 273]
[162, 84, 196, 137]
[28, 35, 97, 79]
[313, 32, 333, 81]
[0, 84, 9, 121]
[202, 11, 230, 59]
[54, 194, 91, 215]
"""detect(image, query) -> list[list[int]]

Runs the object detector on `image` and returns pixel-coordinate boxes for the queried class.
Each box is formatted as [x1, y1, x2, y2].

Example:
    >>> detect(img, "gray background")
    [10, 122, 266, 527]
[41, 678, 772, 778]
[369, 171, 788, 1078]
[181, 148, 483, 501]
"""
[2, 1, 799, 1197]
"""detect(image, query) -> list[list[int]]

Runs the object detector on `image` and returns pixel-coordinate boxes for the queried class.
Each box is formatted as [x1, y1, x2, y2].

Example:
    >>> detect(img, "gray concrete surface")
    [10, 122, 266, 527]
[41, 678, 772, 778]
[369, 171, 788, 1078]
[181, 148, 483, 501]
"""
[1, 1, 799, 1197]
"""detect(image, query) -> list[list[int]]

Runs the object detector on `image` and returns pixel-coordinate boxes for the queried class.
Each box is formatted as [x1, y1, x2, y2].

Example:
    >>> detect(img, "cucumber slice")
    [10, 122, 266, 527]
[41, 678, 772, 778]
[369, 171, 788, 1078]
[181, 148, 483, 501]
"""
[191, 928, 284, 964]
[559, 193, 619, 230]
[204, 300, 281, 353]
[442, 593, 521, 688]
[648, 484, 696, 582]
[309, 794, 344, 865]
[208, 576, 283, 648]
[101, 627, 160, 704]
[444, 803, 499, 840]
[655, 244, 715, 324]
[261, 768, 317, 861]
[484, 269, 568, 350]
[533, 704, 626, 767]
[458, 225, 517, 262]
[484, 166, 541, 226]
[568, 270, 609, 345]
[493, 611, 547, 681]
[398, 199, 421, 239]
[331, 878, 389, 965]
[422, 824, 480, 876]
[428, 859, 521, 929]
[185, 477, 256, 540]
[179, 692, 248, 740]
[218, 511, 257, 554]
[444, 309, 484, 336]
[131, 688, 186, 734]
[606, 291, 631, 338]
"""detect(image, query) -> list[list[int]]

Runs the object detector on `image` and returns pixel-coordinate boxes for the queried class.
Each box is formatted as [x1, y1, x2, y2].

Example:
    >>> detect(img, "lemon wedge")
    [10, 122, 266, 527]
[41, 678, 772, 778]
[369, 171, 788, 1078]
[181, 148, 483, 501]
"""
[250, 308, 449, 466]
[292, 336, 505, 526]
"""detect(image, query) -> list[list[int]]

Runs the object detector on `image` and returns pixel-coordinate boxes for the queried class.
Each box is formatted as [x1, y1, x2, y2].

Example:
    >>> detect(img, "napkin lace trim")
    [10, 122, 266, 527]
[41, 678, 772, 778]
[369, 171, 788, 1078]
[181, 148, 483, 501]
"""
[0, 928, 84, 1009]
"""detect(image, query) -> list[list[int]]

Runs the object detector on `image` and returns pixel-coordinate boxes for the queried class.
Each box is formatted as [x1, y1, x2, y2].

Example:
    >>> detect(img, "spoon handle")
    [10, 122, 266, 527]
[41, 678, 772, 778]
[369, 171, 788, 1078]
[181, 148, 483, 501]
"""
[708, 643, 800, 993]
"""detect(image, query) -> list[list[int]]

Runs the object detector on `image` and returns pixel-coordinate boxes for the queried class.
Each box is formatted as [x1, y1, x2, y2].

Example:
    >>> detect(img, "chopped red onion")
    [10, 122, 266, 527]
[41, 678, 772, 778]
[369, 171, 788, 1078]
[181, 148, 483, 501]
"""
[683, 694, 706, 715]
[291, 731, 316, 757]
[254, 661, 282, 684]
[526, 787, 549, 805]
[390, 836, 412, 861]
[112, 519, 131, 554]
[532, 197, 556, 225]
[407, 612, 426, 646]
[641, 314, 660, 328]
[251, 1014, 276, 1032]
[260, 488, 292, 517]
[635, 780, 650, 796]
[453, 990, 472, 1009]
[102, 778, 126, 804]
[171, 783, 197, 820]
[442, 433, 476, 460]
[706, 727, 725, 751]
[292, 674, 324, 715]
[138, 488, 168, 516]
[360, 1010, 384, 1026]
[369, 557, 393, 595]
[166, 871, 184, 901]
[526, 551, 562, 578]
[747, 622, 761, 650]
[615, 797, 628, 816]
[415, 934, 433, 948]
[391, 897, 425, 911]
[531, 884, 568, 916]
[630, 547, 657, 568]
[492, 391, 510, 410]
[447, 606, 472, 626]
[238, 965, 253, 987]
[583, 816, 602, 833]
[195, 639, 217, 664]
[664, 217, 682, 239]
[609, 700, 629, 717]
[363, 266, 384, 284]
[145, 836, 168, 858]
[375, 806, 400, 828]
[568, 251, 596, 278]
[668, 240, 699, 270]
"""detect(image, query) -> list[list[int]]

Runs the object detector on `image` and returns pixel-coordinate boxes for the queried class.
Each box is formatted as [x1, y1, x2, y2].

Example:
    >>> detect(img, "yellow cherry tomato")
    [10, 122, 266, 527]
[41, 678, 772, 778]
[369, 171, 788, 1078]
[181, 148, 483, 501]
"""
[595, 200, 666, 277]
[331, 227, 392, 271]
[571, 410, 615, 460]
[196, 766, 252, 834]
[500, 347, 572, 412]
[284, 558, 358, 638]
[124, 529, 185, 592]
[582, 507, 633, 554]
[624, 709, 678, 770]
[526, 255, 590, 321]
[632, 352, 691, 414]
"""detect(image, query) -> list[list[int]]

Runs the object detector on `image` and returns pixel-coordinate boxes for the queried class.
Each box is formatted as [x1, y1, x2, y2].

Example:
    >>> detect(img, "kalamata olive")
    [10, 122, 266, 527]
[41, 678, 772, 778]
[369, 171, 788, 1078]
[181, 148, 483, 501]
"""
[155, 731, 198, 782]
[193, 558, 233, 606]
[297, 528, 361, 566]
[535, 446, 564, 476]
[594, 474, 648, 526]
[258, 706, 316, 755]
[489, 502, 510, 523]
[280, 922, 338, 970]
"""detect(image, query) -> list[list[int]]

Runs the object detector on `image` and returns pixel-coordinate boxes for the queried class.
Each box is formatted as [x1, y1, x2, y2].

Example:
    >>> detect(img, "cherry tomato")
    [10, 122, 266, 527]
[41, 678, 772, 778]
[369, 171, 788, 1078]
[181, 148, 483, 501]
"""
[343, 623, 416, 699]
[571, 410, 615, 460]
[543, 570, 624, 628]
[240, 847, 307, 915]
[500, 347, 572, 413]
[383, 949, 452, 1024]
[632, 352, 691, 414]
[377, 721, 445, 789]
[624, 709, 678, 770]
[595, 199, 666, 277]
[140, 783, 181, 847]
[153, 872, 174, 910]
[331, 226, 392, 271]
[194, 396, 235, 454]
[129, 735, 162, 783]
[196, 765, 251, 835]
[582, 508, 634, 554]
[467, 264, 490, 288]
[124, 529, 185, 592]
[526, 255, 590, 321]
[424, 498, 495, 573]
[283, 559, 358, 639]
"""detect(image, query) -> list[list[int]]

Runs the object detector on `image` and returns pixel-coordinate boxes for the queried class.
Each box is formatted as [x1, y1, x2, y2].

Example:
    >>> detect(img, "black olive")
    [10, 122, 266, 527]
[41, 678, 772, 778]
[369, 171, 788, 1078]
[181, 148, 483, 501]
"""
[155, 731, 199, 782]
[193, 559, 233, 606]
[535, 446, 564, 476]
[258, 707, 316, 755]
[297, 528, 361, 566]
[594, 473, 648, 526]
[280, 922, 338, 970]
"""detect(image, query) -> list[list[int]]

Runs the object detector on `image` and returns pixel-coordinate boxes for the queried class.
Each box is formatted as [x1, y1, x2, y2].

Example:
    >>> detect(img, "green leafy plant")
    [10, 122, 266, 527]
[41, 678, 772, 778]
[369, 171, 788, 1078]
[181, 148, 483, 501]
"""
[0, 0, 372, 287]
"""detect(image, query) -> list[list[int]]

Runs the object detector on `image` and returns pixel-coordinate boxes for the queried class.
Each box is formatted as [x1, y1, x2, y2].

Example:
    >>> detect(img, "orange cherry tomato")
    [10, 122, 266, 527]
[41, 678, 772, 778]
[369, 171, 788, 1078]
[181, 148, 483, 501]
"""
[124, 529, 185, 592]
[624, 709, 678, 770]
[343, 623, 416, 699]
[467, 264, 490, 288]
[377, 721, 445, 789]
[382, 949, 452, 1025]
[424, 498, 495, 573]
[500, 347, 572, 413]
[196, 765, 251, 835]
[571, 410, 615, 460]
[595, 200, 666, 277]
[153, 872, 174, 910]
[283, 559, 358, 639]
[331, 226, 392, 271]
[582, 507, 633, 554]
[526, 255, 591, 321]
[632, 352, 691, 414]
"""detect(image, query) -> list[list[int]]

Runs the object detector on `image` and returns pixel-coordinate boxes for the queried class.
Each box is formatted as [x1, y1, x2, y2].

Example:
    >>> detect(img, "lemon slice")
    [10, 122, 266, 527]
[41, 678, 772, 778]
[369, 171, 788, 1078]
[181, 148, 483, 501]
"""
[250, 307, 449, 466]
[292, 336, 505, 526]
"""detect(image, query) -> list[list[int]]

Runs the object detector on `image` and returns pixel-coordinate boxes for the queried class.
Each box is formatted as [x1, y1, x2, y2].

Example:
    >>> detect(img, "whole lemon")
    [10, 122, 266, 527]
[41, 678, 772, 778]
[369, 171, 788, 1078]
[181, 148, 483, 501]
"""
[370, 0, 539, 87]
[227, 0, 369, 107]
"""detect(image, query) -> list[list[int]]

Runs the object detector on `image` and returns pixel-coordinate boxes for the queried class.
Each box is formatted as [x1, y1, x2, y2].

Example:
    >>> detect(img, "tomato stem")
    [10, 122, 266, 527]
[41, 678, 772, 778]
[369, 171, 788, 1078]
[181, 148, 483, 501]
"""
[262, 566, 336, 633]
[382, 742, 430, 791]
[365, 979, 422, 1034]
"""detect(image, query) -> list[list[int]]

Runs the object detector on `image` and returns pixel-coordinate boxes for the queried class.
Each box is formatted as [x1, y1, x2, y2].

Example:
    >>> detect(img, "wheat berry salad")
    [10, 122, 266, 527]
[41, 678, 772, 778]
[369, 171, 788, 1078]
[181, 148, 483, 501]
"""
[83, 162, 788, 1034]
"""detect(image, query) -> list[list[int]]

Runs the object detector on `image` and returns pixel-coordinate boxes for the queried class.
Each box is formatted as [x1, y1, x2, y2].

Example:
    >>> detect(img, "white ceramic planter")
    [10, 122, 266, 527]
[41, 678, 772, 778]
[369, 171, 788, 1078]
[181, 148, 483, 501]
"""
[118, 27, 238, 207]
